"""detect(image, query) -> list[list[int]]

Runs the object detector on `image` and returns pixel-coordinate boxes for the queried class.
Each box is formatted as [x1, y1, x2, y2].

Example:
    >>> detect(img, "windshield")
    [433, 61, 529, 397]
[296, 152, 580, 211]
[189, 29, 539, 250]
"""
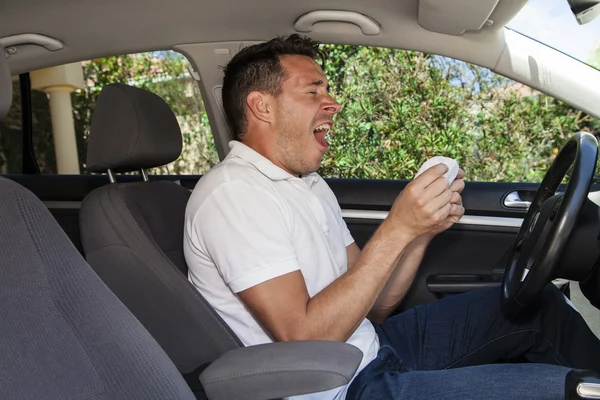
[507, 0, 600, 70]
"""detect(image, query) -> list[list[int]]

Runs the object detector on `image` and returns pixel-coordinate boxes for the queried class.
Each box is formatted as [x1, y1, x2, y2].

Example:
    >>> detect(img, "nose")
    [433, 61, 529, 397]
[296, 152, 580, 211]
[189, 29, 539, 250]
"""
[323, 93, 341, 115]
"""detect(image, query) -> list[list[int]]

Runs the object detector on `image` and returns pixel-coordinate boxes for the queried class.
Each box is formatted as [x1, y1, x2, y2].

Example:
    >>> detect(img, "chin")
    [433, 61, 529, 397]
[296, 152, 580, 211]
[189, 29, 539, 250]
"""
[309, 159, 323, 174]
[296, 161, 320, 176]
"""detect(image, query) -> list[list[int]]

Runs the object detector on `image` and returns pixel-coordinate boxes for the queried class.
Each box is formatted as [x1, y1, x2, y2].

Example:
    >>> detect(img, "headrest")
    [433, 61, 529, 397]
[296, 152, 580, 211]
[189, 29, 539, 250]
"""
[87, 83, 182, 173]
[0, 47, 12, 122]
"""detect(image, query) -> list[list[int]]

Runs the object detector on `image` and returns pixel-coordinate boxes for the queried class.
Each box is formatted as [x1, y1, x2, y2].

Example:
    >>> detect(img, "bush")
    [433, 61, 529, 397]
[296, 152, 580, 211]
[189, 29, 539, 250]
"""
[320, 45, 599, 182]
[1, 45, 598, 181]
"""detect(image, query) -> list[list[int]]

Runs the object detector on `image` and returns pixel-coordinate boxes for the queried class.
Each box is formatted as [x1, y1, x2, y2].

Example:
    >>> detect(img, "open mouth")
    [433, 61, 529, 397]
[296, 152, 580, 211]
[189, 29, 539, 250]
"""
[313, 123, 332, 151]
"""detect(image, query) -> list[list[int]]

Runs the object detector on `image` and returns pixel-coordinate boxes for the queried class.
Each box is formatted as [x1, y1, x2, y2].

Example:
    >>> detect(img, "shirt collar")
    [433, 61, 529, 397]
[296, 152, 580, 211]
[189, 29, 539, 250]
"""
[227, 141, 320, 187]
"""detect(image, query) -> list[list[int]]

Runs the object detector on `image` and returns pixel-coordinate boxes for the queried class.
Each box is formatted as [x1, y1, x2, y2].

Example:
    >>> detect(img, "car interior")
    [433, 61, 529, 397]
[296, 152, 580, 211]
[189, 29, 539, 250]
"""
[2, 0, 600, 398]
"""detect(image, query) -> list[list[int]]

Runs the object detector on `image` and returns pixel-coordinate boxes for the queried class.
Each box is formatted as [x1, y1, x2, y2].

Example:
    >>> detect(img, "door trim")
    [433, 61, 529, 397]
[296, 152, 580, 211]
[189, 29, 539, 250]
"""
[342, 209, 523, 228]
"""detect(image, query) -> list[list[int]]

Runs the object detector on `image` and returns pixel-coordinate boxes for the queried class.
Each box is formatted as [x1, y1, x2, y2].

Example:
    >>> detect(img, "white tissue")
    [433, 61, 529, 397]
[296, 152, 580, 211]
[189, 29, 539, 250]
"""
[415, 156, 460, 185]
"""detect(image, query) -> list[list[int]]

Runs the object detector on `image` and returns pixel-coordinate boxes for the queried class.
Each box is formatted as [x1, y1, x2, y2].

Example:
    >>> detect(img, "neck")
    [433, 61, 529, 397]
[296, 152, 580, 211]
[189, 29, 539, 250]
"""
[241, 132, 298, 177]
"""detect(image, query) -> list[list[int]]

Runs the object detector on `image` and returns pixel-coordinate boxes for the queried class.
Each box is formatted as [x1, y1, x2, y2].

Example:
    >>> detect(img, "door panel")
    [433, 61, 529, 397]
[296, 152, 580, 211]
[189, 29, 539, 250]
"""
[329, 178, 590, 313]
[5, 174, 589, 312]
[345, 215, 517, 312]
[330, 178, 527, 312]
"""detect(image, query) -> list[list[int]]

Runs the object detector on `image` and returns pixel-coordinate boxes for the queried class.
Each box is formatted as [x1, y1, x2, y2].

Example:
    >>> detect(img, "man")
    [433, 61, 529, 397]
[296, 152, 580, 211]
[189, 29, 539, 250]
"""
[184, 35, 600, 399]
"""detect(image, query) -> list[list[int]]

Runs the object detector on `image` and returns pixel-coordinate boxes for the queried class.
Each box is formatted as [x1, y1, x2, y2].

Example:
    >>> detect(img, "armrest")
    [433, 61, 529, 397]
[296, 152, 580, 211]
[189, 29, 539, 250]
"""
[199, 340, 363, 400]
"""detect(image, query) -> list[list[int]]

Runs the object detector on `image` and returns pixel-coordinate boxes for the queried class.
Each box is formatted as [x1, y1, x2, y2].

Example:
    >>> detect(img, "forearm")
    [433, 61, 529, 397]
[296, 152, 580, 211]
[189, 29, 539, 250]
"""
[246, 168, 458, 344]
[368, 235, 432, 323]
[299, 220, 414, 342]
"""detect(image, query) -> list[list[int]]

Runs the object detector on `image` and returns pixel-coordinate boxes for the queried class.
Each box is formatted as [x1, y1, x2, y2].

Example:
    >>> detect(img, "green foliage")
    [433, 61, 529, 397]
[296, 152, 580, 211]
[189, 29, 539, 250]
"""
[0, 51, 218, 175]
[1, 46, 599, 182]
[0, 83, 23, 174]
[319, 45, 599, 182]
[590, 43, 600, 70]
[71, 52, 218, 175]
[0, 80, 56, 174]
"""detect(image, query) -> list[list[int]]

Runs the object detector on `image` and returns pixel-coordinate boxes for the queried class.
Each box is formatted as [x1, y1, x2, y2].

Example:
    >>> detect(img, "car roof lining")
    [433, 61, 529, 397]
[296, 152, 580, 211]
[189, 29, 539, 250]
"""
[2, 0, 523, 75]
[3, 0, 600, 159]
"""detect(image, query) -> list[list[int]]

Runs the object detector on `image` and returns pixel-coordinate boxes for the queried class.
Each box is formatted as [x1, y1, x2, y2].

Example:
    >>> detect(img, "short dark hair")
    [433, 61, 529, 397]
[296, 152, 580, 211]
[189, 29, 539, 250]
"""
[222, 34, 325, 140]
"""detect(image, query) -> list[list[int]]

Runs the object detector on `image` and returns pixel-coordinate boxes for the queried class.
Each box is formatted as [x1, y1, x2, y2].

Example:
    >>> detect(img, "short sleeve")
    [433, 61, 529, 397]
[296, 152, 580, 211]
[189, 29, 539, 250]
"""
[191, 181, 300, 293]
[339, 215, 355, 247]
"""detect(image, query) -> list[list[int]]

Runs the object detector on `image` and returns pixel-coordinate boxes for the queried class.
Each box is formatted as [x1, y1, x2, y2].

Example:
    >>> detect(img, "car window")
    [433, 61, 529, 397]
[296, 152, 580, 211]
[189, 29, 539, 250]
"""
[8, 51, 218, 175]
[319, 45, 600, 182]
[0, 78, 23, 174]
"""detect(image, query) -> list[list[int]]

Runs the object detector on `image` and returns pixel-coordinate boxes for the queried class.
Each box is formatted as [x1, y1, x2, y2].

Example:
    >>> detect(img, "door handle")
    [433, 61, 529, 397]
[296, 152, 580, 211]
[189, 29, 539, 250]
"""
[503, 191, 531, 209]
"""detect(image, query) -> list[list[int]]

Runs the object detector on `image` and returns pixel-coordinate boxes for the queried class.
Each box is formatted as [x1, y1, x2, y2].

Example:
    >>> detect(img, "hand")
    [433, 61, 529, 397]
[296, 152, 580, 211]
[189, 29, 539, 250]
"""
[424, 168, 466, 238]
[386, 164, 455, 240]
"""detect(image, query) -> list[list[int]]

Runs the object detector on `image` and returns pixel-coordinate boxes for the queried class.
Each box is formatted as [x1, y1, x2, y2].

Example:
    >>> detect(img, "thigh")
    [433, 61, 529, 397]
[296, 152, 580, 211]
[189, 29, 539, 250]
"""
[346, 361, 570, 400]
[376, 285, 563, 371]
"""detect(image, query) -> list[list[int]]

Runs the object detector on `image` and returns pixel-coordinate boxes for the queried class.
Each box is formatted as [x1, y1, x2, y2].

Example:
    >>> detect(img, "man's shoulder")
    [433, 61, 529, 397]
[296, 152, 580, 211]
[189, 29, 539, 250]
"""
[197, 156, 272, 190]
[310, 174, 338, 201]
[186, 157, 279, 216]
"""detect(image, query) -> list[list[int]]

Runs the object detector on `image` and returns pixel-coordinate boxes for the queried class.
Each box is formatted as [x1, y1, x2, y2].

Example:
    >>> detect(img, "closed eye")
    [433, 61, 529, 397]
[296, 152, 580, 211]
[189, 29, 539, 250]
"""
[309, 79, 330, 94]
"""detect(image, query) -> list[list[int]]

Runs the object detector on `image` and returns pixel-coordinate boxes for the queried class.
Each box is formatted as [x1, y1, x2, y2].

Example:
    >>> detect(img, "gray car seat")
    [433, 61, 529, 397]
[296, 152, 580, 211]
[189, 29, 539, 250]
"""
[0, 47, 196, 400]
[79, 83, 362, 400]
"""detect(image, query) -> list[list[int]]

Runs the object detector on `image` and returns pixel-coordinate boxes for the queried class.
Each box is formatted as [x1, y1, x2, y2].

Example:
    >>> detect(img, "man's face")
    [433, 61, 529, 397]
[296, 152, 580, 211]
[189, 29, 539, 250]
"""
[271, 55, 341, 176]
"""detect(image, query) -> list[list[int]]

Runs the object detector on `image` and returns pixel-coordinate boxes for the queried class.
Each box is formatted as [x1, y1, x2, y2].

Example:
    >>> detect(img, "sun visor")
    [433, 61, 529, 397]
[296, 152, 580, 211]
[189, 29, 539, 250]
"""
[418, 0, 526, 35]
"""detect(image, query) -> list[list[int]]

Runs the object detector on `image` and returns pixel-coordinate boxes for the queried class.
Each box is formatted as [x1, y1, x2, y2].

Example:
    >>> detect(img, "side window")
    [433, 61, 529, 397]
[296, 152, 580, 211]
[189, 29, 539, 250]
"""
[319, 45, 600, 182]
[0, 78, 23, 174]
[26, 51, 218, 175]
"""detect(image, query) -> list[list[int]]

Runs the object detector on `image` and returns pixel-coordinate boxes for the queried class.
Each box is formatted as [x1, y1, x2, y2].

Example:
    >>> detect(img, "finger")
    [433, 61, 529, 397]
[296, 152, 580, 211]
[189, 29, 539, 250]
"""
[449, 205, 465, 221]
[450, 191, 461, 205]
[422, 175, 452, 201]
[427, 188, 453, 214]
[456, 168, 465, 180]
[413, 164, 449, 190]
[434, 202, 453, 222]
[450, 178, 465, 194]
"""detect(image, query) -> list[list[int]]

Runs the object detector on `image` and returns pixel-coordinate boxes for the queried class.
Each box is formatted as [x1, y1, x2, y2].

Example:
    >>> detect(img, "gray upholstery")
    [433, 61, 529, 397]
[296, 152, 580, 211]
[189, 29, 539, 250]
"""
[86, 83, 183, 173]
[200, 341, 363, 400]
[81, 84, 242, 392]
[80, 181, 241, 375]
[0, 177, 195, 399]
[80, 83, 362, 399]
[0, 47, 12, 122]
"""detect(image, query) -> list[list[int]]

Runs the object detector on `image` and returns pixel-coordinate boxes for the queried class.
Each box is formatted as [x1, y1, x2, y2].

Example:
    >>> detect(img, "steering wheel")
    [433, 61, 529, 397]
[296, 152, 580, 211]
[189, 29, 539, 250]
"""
[501, 132, 598, 316]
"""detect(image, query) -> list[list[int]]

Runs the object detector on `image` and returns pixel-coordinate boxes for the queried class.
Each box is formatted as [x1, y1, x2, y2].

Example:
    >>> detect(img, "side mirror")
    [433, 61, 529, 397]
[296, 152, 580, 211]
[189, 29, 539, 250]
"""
[567, 0, 600, 25]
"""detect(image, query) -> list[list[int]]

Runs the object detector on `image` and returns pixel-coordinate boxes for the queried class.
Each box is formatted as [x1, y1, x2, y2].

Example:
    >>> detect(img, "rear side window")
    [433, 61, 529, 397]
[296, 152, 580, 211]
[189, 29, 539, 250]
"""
[5, 51, 218, 175]
[0, 78, 22, 174]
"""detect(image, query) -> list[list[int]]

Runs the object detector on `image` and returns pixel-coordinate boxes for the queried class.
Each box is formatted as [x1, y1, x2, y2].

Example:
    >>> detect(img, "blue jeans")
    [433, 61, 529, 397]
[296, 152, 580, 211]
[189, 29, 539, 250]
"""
[346, 284, 600, 399]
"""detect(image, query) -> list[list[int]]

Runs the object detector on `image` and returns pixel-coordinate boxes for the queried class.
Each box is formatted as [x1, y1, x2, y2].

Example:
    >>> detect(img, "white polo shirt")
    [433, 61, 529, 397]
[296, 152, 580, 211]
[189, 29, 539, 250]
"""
[184, 141, 379, 400]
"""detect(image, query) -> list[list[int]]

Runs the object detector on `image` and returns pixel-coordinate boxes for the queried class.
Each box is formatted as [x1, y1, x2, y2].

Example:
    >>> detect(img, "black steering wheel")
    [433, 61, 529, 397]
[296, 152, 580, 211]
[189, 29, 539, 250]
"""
[501, 132, 598, 316]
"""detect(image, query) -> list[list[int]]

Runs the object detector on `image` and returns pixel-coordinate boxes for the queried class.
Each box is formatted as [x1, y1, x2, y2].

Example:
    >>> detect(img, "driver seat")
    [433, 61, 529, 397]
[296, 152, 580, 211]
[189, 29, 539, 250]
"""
[79, 83, 362, 399]
[80, 84, 239, 376]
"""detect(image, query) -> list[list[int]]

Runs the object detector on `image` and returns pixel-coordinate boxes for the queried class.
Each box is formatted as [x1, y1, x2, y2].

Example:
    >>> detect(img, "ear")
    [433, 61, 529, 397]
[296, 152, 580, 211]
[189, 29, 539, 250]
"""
[246, 91, 274, 125]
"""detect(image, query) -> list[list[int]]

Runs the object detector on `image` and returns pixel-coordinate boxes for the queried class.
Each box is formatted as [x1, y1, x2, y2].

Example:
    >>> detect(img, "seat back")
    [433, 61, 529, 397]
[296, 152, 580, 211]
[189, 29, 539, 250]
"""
[0, 177, 196, 400]
[80, 84, 241, 377]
